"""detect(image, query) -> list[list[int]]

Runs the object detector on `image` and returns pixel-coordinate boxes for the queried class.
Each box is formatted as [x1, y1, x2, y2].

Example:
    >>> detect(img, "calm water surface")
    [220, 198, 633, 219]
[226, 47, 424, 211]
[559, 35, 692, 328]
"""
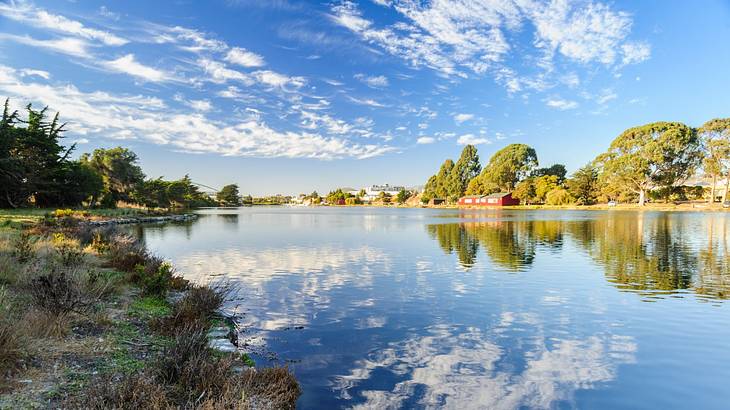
[135, 208, 730, 409]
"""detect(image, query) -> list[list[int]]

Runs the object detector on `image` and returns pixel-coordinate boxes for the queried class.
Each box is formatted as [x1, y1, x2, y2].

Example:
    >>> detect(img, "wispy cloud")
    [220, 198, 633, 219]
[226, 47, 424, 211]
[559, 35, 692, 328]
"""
[347, 95, 388, 108]
[0, 1, 128, 46]
[453, 113, 474, 125]
[546, 98, 579, 110]
[354, 73, 389, 88]
[0, 33, 91, 57]
[225, 47, 266, 67]
[457, 134, 490, 145]
[416, 136, 435, 144]
[102, 54, 170, 82]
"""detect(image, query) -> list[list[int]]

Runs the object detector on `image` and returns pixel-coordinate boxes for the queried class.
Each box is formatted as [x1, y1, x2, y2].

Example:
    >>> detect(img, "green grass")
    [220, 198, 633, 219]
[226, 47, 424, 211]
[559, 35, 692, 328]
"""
[0, 208, 144, 222]
[128, 296, 173, 319]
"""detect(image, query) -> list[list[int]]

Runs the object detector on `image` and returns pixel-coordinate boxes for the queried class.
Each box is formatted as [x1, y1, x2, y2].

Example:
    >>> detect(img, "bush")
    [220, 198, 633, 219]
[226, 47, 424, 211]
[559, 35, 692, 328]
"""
[27, 267, 111, 318]
[0, 287, 26, 376]
[53, 233, 85, 267]
[63, 371, 169, 410]
[153, 284, 231, 334]
[106, 234, 149, 272]
[546, 188, 575, 205]
[12, 231, 34, 263]
[137, 261, 174, 297]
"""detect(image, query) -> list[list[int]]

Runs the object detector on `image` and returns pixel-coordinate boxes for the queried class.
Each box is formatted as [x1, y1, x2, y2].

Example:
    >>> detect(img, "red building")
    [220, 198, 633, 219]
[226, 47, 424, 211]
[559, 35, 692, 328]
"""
[458, 192, 520, 207]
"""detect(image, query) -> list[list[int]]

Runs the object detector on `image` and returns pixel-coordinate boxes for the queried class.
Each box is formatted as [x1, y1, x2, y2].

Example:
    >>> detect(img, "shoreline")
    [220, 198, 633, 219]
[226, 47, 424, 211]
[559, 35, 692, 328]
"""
[0, 213, 300, 408]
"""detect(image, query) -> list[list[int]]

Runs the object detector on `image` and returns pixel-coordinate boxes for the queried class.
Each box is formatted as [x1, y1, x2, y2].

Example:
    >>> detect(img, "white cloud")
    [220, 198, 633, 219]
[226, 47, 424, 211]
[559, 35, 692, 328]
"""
[417, 136, 435, 144]
[0, 65, 393, 160]
[453, 113, 474, 124]
[199, 59, 252, 84]
[0, 2, 128, 46]
[595, 88, 617, 105]
[330, 0, 650, 92]
[188, 99, 212, 112]
[621, 41, 651, 65]
[546, 98, 579, 110]
[354, 73, 389, 88]
[19, 68, 50, 79]
[457, 134, 490, 145]
[102, 54, 170, 82]
[225, 47, 266, 67]
[0, 33, 90, 58]
[252, 70, 306, 89]
[347, 96, 388, 108]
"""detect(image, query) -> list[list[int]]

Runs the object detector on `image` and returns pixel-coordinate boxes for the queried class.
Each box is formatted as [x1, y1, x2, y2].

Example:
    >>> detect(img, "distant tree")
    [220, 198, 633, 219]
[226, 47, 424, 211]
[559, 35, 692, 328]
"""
[512, 178, 536, 205]
[469, 144, 538, 194]
[448, 145, 481, 200]
[217, 184, 241, 206]
[378, 191, 392, 204]
[597, 122, 701, 205]
[534, 175, 560, 203]
[423, 159, 455, 201]
[546, 188, 574, 205]
[532, 164, 567, 183]
[699, 118, 730, 203]
[566, 164, 599, 205]
[396, 189, 410, 204]
[357, 188, 367, 198]
[81, 147, 145, 206]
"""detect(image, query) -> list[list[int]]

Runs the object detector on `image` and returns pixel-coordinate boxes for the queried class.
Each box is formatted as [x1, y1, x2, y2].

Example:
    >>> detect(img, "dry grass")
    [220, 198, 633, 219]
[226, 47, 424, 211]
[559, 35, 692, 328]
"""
[153, 284, 231, 335]
[62, 371, 169, 410]
[0, 287, 27, 378]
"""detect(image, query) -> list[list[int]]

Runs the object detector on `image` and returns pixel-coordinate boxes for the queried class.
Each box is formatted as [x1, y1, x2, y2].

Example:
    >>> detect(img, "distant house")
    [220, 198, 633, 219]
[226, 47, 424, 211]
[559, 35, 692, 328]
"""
[458, 192, 519, 207]
[429, 198, 446, 206]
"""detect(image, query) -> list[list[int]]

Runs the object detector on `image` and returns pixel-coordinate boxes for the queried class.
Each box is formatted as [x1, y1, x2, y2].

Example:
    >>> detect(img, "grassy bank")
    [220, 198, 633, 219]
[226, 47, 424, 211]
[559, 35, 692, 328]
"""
[0, 214, 299, 409]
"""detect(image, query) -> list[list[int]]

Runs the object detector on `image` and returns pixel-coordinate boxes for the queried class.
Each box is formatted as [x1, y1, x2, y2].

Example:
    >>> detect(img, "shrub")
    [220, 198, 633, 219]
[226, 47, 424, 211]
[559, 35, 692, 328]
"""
[153, 284, 231, 334]
[53, 233, 85, 267]
[63, 371, 169, 410]
[27, 267, 110, 318]
[199, 367, 301, 410]
[0, 287, 26, 376]
[546, 188, 575, 205]
[12, 231, 34, 263]
[106, 234, 149, 272]
[137, 261, 174, 297]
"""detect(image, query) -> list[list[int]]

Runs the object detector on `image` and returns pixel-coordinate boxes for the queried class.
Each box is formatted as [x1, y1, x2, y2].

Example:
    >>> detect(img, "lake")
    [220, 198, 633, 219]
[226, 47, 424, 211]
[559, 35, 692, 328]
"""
[134, 207, 730, 409]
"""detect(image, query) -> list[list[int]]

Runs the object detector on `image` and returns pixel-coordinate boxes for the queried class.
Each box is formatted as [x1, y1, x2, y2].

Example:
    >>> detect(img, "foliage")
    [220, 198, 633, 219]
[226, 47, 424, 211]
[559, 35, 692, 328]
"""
[596, 122, 701, 205]
[81, 147, 145, 206]
[699, 118, 730, 202]
[566, 164, 599, 205]
[12, 230, 34, 263]
[345, 197, 361, 205]
[137, 261, 175, 297]
[545, 188, 575, 205]
[326, 188, 352, 204]
[216, 183, 242, 206]
[447, 145, 481, 201]
[0, 100, 103, 208]
[512, 178, 536, 204]
[469, 144, 538, 194]
[422, 159, 454, 202]
[134, 174, 215, 209]
[396, 189, 411, 204]
[532, 164, 567, 182]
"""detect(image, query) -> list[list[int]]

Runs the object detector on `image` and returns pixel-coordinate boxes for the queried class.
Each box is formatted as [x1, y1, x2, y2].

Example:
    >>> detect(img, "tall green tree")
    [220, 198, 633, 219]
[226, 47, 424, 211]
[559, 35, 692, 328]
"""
[699, 118, 730, 203]
[423, 159, 455, 201]
[217, 184, 242, 206]
[396, 189, 410, 204]
[467, 144, 538, 194]
[448, 145, 481, 200]
[597, 122, 701, 206]
[81, 147, 145, 206]
[566, 164, 599, 205]
[532, 164, 567, 183]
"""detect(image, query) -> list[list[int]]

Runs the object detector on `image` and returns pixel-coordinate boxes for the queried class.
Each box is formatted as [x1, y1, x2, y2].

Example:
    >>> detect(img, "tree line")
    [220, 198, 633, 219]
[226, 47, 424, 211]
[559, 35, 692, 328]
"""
[0, 100, 240, 209]
[422, 119, 730, 205]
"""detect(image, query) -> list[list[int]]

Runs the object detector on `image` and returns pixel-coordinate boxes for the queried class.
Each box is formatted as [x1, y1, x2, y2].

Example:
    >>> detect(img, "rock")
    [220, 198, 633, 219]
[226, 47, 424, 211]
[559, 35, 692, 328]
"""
[207, 327, 230, 339]
[209, 338, 237, 353]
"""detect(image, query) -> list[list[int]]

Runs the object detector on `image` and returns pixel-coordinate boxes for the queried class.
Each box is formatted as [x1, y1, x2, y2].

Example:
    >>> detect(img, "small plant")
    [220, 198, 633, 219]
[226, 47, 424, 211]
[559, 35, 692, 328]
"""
[12, 231, 34, 263]
[0, 286, 25, 375]
[106, 234, 149, 272]
[153, 283, 232, 334]
[29, 268, 93, 317]
[136, 261, 174, 297]
[63, 371, 169, 410]
[53, 233, 85, 267]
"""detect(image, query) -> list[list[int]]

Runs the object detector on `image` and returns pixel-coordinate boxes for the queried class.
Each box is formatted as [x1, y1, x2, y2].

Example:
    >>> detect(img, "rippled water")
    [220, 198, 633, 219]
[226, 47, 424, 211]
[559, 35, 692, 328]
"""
[134, 207, 730, 409]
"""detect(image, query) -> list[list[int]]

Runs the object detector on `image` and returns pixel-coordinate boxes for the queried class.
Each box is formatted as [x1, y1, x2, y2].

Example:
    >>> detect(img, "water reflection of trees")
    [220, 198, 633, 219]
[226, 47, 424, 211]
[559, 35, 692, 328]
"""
[427, 213, 730, 300]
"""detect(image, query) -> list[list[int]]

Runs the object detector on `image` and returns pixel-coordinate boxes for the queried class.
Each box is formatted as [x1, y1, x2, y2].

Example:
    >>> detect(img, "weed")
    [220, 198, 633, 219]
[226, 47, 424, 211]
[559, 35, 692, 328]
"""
[153, 284, 232, 335]
[63, 371, 169, 410]
[53, 233, 85, 267]
[128, 296, 172, 320]
[12, 230, 34, 263]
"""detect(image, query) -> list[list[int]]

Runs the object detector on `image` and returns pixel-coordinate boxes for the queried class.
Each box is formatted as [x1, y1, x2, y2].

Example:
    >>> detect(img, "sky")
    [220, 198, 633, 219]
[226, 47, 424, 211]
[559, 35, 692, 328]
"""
[0, 0, 729, 195]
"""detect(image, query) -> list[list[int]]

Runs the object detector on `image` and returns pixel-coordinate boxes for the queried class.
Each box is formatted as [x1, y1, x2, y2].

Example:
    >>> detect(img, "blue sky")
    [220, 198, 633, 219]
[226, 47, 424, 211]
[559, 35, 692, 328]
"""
[1, 0, 729, 195]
